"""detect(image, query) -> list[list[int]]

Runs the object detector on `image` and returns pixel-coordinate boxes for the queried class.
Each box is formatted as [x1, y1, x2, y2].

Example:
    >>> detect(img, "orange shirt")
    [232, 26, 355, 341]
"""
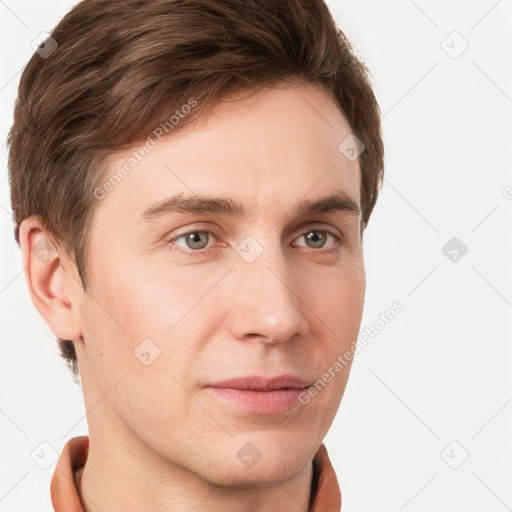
[50, 436, 341, 511]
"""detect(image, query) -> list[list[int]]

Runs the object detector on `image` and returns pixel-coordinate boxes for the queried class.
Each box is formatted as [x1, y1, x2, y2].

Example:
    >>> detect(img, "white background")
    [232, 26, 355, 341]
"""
[1, 1, 511, 510]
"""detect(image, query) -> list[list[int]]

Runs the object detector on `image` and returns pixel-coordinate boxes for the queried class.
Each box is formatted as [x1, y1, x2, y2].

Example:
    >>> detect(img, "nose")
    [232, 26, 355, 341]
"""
[227, 242, 309, 345]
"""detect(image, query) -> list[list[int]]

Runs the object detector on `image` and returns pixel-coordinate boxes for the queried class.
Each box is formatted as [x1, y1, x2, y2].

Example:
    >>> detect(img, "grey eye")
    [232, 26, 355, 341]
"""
[299, 230, 336, 249]
[172, 230, 213, 250]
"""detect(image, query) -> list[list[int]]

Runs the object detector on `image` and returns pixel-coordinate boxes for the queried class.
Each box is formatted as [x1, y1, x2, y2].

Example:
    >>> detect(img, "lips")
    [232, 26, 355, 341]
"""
[207, 374, 311, 391]
[206, 374, 311, 414]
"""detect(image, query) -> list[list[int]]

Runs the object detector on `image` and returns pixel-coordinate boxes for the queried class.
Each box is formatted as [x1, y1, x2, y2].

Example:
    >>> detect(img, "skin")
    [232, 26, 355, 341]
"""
[21, 82, 366, 512]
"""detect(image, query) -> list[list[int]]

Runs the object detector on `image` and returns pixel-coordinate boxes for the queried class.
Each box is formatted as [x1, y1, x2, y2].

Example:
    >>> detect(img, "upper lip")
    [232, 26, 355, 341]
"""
[207, 374, 311, 391]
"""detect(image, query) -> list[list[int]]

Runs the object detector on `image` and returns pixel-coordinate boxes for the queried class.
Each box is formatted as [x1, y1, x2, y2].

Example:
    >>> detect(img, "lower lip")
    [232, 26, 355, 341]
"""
[207, 387, 305, 414]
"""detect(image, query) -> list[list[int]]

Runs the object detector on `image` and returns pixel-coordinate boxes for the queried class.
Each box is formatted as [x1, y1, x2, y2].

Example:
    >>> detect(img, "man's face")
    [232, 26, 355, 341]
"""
[73, 82, 365, 486]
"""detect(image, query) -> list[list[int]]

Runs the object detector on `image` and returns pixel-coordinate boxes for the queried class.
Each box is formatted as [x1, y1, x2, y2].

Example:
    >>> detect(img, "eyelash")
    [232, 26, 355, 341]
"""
[166, 226, 344, 256]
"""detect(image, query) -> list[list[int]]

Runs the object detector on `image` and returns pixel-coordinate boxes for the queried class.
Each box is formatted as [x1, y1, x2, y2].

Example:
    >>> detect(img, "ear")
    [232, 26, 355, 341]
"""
[19, 216, 83, 342]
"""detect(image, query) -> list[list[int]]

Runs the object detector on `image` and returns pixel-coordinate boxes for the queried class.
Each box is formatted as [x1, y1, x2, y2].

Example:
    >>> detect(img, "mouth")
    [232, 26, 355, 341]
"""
[205, 374, 311, 414]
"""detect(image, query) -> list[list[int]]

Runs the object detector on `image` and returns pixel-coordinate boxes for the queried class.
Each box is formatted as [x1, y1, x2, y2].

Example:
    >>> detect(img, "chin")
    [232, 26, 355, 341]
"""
[212, 456, 311, 489]
[200, 435, 316, 488]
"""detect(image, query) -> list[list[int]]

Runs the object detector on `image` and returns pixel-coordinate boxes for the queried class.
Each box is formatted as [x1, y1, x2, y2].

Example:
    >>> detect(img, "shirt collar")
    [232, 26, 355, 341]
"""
[51, 436, 341, 511]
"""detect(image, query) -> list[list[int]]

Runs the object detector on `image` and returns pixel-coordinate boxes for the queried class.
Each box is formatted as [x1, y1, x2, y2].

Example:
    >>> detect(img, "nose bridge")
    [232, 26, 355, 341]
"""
[228, 232, 309, 343]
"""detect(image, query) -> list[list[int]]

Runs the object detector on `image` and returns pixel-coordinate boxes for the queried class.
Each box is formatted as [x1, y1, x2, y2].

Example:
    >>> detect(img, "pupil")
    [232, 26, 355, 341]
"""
[188, 232, 206, 249]
[307, 231, 324, 248]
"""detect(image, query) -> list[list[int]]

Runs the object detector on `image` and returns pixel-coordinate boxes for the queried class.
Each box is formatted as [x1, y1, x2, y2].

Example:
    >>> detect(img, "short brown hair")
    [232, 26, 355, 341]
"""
[8, 0, 384, 378]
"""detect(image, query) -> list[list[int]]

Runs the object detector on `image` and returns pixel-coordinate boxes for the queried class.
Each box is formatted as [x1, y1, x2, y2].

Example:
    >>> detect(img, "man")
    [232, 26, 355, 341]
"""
[8, 0, 384, 510]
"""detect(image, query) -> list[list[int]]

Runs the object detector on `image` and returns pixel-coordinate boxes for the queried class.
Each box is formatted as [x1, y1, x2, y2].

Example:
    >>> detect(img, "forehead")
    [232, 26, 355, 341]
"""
[95, 82, 361, 226]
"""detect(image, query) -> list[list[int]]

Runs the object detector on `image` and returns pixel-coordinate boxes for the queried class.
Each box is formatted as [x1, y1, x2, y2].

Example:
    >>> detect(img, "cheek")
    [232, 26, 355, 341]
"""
[311, 262, 365, 339]
[81, 256, 218, 384]
[302, 265, 363, 406]
[80, 284, 198, 430]
[87, 257, 186, 339]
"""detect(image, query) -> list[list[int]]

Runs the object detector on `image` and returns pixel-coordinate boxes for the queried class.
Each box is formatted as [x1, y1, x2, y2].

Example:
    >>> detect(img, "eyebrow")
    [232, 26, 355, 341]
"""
[139, 190, 360, 222]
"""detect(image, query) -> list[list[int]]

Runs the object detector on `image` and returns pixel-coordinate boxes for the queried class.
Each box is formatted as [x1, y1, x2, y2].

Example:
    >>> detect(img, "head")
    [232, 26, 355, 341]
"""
[9, 0, 383, 488]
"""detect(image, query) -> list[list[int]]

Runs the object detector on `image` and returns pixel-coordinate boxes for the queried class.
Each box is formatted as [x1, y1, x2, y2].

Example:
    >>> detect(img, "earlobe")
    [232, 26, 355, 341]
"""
[19, 216, 83, 342]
